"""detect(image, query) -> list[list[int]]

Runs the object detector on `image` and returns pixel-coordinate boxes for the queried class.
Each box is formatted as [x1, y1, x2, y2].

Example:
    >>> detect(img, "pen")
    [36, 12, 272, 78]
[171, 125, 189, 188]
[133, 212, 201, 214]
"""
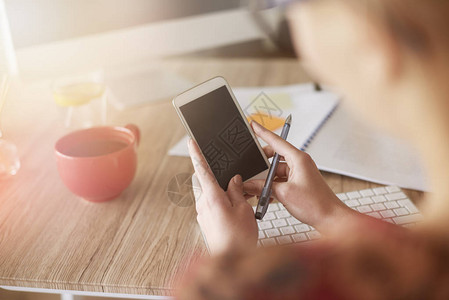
[255, 114, 292, 220]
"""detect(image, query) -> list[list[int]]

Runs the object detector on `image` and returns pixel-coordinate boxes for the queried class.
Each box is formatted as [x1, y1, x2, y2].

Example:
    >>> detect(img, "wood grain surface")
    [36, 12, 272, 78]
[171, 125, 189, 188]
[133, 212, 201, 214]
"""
[0, 58, 425, 295]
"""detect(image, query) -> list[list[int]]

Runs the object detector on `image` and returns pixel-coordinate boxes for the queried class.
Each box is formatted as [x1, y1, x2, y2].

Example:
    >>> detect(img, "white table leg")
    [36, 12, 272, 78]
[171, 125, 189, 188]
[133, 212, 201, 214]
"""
[61, 293, 75, 300]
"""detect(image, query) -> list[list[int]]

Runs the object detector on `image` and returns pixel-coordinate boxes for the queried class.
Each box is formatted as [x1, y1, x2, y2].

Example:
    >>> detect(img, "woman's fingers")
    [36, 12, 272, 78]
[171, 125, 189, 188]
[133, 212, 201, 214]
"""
[243, 179, 281, 198]
[243, 180, 265, 196]
[244, 194, 255, 200]
[242, 162, 289, 196]
[227, 174, 245, 205]
[263, 145, 275, 158]
[252, 121, 299, 161]
[264, 162, 290, 178]
[262, 146, 285, 161]
[276, 163, 290, 178]
[274, 177, 288, 183]
[188, 139, 223, 197]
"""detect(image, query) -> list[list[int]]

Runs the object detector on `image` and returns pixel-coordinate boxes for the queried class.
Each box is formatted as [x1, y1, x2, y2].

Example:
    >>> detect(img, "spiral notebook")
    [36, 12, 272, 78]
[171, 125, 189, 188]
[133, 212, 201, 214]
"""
[168, 83, 426, 191]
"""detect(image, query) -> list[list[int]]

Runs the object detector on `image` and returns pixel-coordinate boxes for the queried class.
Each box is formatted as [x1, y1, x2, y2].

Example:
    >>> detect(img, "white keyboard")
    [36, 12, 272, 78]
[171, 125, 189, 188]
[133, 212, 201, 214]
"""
[255, 186, 423, 247]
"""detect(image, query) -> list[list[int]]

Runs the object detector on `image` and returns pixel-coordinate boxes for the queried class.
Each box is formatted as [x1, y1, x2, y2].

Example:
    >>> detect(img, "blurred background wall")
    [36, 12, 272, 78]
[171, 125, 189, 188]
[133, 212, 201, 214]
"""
[5, 0, 242, 49]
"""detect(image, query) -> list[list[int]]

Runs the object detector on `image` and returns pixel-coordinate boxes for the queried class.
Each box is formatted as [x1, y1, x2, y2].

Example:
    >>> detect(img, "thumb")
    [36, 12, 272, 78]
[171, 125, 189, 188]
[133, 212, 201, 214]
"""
[243, 179, 265, 196]
[243, 180, 282, 200]
[227, 174, 244, 204]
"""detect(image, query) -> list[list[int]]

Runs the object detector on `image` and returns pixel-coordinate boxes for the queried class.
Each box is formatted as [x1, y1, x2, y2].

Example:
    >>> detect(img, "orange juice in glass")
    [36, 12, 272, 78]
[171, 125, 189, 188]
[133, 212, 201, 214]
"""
[52, 71, 108, 129]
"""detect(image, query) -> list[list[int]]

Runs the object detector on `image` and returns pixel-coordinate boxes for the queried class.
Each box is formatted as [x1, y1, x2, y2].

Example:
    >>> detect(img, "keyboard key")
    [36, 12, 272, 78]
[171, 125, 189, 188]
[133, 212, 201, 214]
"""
[367, 212, 382, 219]
[344, 200, 360, 207]
[264, 212, 276, 220]
[287, 217, 301, 225]
[272, 219, 288, 228]
[292, 233, 308, 242]
[386, 186, 401, 193]
[371, 203, 386, 211]
[258, 221, 273, 230]
[372, 195, 387, 203]
[380, 210, 395, 218]
[307, 231, 321, 240]
[359, 197, 374, 205]
[294, 224, 310, 233]
[385, 192, 407, 201]
[385, 201, 400, 209]
[280, 226, 295, 235]
[258, 231, 266, 239]
[373, 187, 388, 195]
[384, 218, 394, 224]
[337, 193, 348, 201]
[360, 189, 375, 197]
[393, 214, 423, 225]
[347, 191, 361, 199]
[261, 238, 277, 247]
[277, 235, 292, 245]
[266, 229, 281, 238]
[397, 199, 411, 207]
[276, 210, 290, 219]
[393, 208, 409, 216]
[398, 199, 420, 214]
[267, 203, 280, 212]
[357, 205, 372, 213]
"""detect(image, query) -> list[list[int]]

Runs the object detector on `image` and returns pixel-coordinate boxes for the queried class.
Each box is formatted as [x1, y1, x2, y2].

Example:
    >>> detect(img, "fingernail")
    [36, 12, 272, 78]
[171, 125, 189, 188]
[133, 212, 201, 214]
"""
[187, 138, 193, 149]
[234, 174, 242, 185]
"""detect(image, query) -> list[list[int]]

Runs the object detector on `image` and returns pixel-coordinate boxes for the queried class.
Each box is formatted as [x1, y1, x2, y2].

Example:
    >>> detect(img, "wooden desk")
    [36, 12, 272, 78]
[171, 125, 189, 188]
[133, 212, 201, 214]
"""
[0, 58, 424, 297]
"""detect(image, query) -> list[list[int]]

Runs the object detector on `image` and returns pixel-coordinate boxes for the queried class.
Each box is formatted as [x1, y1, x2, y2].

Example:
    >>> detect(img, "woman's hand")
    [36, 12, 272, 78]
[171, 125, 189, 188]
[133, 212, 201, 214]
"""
[244, 121, 356, 234]
[188, 139, 258, 255]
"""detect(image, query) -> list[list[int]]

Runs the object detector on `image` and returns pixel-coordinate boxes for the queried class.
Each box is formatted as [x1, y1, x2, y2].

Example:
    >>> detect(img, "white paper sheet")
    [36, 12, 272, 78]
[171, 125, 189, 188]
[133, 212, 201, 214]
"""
[168, 84, 339, 156]
[306, 105, 428, 191]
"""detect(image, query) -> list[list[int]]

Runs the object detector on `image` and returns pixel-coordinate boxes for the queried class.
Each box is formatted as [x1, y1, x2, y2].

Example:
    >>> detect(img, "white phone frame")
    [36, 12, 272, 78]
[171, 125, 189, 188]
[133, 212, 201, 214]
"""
[172, 76, 270, 183]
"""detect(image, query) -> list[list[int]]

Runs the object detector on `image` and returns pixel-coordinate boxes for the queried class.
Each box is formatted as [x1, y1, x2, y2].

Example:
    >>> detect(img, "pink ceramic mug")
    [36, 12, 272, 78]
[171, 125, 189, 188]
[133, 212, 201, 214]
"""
[55, 124, 140, 202]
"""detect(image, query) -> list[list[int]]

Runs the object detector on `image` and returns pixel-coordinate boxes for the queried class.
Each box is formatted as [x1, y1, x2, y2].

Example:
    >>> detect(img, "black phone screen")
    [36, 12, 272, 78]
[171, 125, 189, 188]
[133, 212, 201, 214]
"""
[180, 85, 268, 190]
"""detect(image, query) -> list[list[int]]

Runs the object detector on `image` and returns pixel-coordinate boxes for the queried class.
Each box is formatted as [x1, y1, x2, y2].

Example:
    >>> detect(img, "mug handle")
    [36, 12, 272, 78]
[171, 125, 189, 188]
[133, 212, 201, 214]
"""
[125, 124, 140, 146]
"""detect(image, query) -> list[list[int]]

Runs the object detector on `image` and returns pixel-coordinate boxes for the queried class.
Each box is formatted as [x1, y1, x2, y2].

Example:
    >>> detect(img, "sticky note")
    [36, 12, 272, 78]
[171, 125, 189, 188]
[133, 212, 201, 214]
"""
[247, 113, 286, 131]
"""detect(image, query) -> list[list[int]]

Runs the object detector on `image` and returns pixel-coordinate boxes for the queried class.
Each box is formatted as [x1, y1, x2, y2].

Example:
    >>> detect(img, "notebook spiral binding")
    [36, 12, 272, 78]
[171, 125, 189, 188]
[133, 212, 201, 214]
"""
[300, 103, 339, 152]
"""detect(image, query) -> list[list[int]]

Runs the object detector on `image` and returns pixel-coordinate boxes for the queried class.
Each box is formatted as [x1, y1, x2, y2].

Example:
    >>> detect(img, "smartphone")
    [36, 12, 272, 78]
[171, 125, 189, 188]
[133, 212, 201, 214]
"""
[173, 76, 269, 190]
